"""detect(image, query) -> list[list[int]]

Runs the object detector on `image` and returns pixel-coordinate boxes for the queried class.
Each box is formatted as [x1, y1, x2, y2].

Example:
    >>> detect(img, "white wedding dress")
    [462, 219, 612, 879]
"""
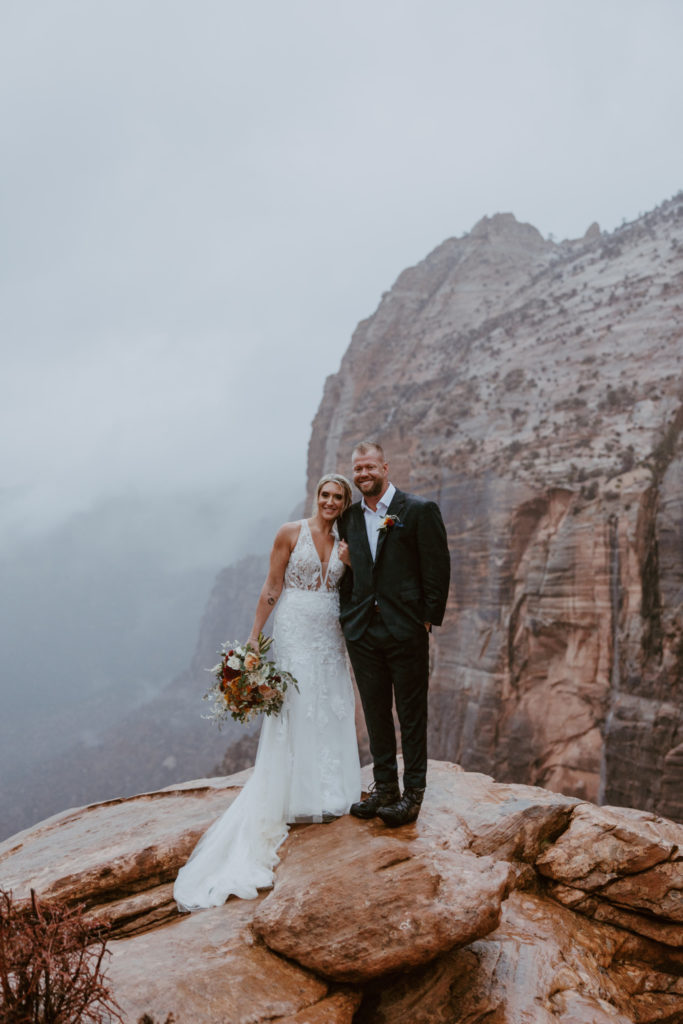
[174, 520, 361, 911]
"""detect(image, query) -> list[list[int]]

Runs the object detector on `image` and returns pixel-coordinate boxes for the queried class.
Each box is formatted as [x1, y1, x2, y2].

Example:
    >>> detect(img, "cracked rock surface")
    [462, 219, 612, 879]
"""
[2, 760, 682, 1021]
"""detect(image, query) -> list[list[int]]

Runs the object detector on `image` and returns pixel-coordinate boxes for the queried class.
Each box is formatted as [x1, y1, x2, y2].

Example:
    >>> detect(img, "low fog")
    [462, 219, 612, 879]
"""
[2, 1, 683, 793]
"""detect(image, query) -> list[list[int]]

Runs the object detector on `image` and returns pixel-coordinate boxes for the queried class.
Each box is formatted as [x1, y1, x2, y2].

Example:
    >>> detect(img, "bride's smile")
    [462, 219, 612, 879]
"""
[317, 482, 345, 522]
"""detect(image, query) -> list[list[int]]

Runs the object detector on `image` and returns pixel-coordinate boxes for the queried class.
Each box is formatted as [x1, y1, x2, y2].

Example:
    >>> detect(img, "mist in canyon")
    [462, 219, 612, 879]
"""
[2, 1, 683, 838]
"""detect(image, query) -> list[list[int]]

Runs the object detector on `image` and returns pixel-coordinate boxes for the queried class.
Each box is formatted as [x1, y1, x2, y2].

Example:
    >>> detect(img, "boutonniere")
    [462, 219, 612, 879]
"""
[378, 514, 403, 535]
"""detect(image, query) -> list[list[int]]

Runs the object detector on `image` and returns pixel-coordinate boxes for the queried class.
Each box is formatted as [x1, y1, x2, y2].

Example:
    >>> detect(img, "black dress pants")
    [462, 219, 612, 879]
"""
[345, 611, 430, 790]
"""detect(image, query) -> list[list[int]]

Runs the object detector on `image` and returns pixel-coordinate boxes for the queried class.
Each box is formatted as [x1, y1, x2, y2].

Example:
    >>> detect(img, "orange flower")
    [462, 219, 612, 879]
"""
[378, 514, 402, 535]
[244, 651, 260, 671]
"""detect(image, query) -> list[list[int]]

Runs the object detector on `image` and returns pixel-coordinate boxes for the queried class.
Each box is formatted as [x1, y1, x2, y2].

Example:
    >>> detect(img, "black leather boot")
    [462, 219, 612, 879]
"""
[377, 787, 425, 827]
[350, 782, 401, 819]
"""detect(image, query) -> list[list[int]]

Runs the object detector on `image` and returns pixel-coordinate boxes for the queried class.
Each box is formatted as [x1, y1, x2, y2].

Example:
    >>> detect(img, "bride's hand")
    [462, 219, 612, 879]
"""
[337, 540, 351, 566]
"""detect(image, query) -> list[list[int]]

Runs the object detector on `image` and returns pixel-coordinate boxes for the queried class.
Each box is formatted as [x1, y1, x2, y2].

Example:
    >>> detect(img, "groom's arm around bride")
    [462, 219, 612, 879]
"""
[337, 440, 450, 828]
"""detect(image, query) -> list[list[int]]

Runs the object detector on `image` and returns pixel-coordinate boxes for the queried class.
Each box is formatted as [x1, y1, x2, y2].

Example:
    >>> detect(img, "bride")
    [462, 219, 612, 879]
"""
[174, 474, 361, 911]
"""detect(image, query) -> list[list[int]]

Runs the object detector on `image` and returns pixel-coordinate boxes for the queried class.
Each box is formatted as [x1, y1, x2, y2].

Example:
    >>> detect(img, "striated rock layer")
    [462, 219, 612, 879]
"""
[308, 198, 683, 820]
[1, 761, 682, 1022]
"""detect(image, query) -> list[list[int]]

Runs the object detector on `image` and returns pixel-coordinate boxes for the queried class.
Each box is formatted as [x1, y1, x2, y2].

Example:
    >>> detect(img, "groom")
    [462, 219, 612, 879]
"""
[338, 440, 450, 827]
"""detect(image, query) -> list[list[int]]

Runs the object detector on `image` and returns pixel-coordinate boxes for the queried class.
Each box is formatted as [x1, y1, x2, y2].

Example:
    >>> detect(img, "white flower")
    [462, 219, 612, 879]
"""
[227, 655, 241, 670]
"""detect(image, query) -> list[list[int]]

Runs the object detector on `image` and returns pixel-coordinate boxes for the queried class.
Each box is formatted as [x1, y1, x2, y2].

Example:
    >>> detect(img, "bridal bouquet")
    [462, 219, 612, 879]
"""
[204, 633, 298, 726]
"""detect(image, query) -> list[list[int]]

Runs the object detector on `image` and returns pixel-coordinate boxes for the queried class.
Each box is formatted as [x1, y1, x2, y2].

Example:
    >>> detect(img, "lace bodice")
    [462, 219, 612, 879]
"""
[284, 520, 345, 592]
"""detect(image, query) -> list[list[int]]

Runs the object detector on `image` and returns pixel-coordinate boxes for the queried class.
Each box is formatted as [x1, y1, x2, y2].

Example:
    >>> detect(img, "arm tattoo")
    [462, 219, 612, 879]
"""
[267, 596, 275, 606]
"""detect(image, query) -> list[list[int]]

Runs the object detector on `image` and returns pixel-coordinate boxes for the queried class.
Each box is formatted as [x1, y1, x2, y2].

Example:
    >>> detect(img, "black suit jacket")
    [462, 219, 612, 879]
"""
[338, 488, 450, 642]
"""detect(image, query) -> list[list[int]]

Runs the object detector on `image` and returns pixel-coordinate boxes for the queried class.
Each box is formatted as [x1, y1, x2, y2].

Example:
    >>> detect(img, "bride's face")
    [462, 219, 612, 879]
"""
[317, 482, 345, 520]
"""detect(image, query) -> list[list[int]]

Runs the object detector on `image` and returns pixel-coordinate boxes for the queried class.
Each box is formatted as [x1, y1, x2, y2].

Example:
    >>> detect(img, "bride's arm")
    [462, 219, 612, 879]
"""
[247, 522, 298, 648]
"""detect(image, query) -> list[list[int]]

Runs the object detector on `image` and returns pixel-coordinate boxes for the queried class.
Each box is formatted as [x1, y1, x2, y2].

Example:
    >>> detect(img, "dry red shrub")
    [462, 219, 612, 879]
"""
[0, 887, 122, 1023]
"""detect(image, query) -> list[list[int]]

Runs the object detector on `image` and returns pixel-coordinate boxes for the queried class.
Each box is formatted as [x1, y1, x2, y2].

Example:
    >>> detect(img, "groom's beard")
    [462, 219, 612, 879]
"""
[358, 479, 384, 497]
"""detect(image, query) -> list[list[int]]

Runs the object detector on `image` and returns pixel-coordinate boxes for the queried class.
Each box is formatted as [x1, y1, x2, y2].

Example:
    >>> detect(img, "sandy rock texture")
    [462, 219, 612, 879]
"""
[307, 198, 683, 821]
[357, 891, 683, 1024]
[2, 761, 682, 1022]
[537, 803, 683, 953]
[252, 829, 512, 982]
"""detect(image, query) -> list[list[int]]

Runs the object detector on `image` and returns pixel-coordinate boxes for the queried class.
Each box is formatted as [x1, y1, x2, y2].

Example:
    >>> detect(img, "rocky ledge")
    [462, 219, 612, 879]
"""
[1, 761, 682, 1023]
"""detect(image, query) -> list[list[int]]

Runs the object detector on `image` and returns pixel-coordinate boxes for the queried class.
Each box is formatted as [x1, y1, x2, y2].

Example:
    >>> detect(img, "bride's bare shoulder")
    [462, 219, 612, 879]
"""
[273, 520, 303, 550]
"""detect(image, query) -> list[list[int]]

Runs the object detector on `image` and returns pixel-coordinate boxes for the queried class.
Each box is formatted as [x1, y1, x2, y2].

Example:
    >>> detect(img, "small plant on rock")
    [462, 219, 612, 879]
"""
[0, 887, 122, 1024]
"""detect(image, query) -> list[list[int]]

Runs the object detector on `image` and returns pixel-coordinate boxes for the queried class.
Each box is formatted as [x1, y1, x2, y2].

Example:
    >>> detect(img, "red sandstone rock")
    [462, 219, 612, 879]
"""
[537, 803, 682, 890]
[355, 891, 683, 1024]
[0, 760, 573, 936]
[603, 860, 683, 921]
[107, 898, 330, 1024]
[252, 821, 512, 981]
[275, 990, 362, 1023]
[420, 763, 578, 861]
[537, 802, 683, 955]
[0, 775, 244, 924]
[3, 760, 683, 1022]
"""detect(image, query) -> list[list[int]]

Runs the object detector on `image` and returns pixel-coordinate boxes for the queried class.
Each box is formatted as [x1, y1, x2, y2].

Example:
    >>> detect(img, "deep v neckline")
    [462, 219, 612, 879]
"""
[303, 519, 335, 588]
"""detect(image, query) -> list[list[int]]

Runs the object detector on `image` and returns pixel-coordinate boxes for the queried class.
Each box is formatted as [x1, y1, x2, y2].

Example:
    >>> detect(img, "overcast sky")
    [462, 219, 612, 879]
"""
[2, 0, 682, 561]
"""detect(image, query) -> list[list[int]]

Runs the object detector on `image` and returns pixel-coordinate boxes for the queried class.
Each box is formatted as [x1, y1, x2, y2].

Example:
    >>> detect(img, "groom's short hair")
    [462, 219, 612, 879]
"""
[352, 440, 385, 461]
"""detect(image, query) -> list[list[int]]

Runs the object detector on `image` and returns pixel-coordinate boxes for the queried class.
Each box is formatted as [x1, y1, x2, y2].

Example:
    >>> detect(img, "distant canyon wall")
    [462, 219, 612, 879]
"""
[0, 555, 267, 841]
[308, 198, 683, 821]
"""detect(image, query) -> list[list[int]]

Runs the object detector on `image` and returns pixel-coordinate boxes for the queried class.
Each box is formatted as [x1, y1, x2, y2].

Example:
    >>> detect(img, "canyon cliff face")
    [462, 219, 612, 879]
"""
[308, 198, 683, 821]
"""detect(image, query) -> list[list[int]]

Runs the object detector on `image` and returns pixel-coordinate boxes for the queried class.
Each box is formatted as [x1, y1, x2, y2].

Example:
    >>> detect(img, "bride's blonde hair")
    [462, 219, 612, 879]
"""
[312, 473, 353, 517]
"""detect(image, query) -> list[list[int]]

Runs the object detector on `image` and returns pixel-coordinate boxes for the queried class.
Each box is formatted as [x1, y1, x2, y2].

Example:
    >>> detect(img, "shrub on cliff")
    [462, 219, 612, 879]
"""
[0, 888, 121, 1023]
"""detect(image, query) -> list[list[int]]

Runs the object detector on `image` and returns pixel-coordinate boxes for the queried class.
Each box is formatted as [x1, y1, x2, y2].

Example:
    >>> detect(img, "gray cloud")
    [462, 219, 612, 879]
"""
[3, 1, 683, 550]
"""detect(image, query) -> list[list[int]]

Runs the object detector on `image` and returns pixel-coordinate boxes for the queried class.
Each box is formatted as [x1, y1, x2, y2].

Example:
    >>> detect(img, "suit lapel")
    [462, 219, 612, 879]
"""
[373, 489, 406, 568]
[350, 502, 373, 567]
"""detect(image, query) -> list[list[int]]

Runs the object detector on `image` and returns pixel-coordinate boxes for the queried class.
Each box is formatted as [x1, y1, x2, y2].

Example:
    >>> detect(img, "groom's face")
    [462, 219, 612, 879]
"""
[352, 449, 389, 499]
